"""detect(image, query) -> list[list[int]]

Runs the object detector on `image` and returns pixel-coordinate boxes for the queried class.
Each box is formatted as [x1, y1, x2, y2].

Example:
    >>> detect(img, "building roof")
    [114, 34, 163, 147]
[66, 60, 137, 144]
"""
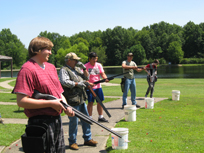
[0, 55, 12, 60]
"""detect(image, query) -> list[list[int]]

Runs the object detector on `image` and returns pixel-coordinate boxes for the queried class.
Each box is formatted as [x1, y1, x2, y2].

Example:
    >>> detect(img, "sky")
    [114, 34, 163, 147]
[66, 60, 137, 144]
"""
[0, 0, 204, 48]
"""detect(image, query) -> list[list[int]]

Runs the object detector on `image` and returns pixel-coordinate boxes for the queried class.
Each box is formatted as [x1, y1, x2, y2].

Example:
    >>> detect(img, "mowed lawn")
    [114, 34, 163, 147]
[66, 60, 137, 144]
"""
[0, 78, 204, 152]
[103, 78, 204, 153]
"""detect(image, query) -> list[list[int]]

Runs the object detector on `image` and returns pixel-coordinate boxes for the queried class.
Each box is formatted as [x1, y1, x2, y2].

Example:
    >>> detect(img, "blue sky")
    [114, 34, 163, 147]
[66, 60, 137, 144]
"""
[0, 0, 203, 48]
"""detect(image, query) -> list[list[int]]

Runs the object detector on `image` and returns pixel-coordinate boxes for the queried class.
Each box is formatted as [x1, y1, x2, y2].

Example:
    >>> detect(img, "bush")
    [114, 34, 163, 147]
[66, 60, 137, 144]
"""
[180, 58, 204, 64]
[158, 58, 166, 64]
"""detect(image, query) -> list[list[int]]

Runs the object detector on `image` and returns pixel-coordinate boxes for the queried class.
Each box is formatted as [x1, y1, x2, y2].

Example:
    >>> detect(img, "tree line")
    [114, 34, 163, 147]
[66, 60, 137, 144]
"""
[0, 21, 204, 69]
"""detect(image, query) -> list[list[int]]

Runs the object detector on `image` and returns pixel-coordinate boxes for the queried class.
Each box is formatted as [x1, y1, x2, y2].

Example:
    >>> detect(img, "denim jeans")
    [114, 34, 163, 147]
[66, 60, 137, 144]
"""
[68, 103, 92, 145]
[122, 78, 136, 106]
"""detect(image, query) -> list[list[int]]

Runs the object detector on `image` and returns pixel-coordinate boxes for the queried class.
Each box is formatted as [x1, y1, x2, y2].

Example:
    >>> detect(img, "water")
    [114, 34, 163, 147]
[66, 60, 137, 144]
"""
[104, 65, 204, 78]
[1, 65, 204, 78]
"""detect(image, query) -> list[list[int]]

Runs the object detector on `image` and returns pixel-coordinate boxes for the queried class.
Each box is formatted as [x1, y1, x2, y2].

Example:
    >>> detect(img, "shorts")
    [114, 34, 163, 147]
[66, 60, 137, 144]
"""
[86, 88, 104, 103]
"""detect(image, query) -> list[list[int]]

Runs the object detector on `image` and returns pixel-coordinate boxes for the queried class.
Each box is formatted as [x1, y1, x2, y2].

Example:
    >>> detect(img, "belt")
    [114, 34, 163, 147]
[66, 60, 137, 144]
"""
[29, 115, 60, 120]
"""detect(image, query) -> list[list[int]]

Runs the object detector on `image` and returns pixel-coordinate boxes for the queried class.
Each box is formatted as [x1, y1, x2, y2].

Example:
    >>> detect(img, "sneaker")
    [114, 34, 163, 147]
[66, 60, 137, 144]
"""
[122, 105, 126, 109]
[69, 143, 79, 150]
[98, 117, 109, 122]
[84, 139, 98, 146]
[136, 104, 141, 108]
[145, 95, 147, 98]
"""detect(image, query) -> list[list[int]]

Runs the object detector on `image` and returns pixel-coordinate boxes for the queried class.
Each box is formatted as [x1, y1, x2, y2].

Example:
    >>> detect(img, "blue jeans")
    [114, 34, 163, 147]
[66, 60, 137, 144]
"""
[122, 78, 136, 106]
[68, 103, 92, 145]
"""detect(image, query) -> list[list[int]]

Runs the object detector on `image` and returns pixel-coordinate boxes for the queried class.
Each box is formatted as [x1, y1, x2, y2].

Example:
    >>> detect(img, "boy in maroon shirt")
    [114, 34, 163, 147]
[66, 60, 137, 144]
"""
[13, 37, 74, 153]
[144, 59, 159, 98]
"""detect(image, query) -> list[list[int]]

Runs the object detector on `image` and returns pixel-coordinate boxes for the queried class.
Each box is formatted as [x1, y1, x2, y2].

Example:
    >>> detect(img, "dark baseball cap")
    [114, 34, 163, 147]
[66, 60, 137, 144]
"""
[89, 52, 97, 58]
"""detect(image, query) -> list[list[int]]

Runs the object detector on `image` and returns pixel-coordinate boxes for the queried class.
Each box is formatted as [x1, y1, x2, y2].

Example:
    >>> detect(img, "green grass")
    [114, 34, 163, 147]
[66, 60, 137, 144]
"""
[1, 77, 204, 151]
[104, 79, 204, 152]
[0, 105, 27, 119]
[0, 124, 25, 146]
[0, 93, 17, 102]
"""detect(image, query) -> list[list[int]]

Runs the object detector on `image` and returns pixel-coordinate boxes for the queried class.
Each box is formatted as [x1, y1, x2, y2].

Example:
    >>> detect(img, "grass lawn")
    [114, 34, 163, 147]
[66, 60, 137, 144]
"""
[0, 78, 204, 152]
[104, 78, 204, 152]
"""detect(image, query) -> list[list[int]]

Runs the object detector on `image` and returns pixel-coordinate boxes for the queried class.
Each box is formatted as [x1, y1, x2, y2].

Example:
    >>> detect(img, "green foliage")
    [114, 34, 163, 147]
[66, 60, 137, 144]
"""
[56, 42, 89, 65]
[0, 29, 28, 69]
[1, 21, 204, 68]
[124, 44, 146, 64]
[91, 46, 107, 65]
[180, 58, 204, 64]
[167, 41, 184, 64]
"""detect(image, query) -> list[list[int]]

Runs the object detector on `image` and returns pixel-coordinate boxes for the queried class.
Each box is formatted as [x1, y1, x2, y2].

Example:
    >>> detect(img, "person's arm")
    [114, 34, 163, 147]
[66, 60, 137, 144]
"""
[59, 68, 76, 88]
[135, 67, 144, 72]
[61, 94, 75, 116]
[101, 72, 109, 82]
[122, 62, 137, 70]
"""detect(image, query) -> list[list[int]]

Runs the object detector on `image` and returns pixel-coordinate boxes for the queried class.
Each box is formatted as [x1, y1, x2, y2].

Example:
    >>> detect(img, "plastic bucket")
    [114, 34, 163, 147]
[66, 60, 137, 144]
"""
[111, 128, 129, 150]
[124, 105, 136, 122]
[172, 90, 180, 101]
[145, 98, 154, 109]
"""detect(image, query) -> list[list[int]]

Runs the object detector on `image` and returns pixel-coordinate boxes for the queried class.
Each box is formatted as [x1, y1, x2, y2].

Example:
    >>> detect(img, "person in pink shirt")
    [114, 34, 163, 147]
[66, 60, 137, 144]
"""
[85, 52, 109, 122]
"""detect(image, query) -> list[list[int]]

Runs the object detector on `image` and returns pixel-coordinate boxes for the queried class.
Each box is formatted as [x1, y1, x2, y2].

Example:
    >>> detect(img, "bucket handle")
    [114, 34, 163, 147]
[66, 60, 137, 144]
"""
[124, 140, 131, 143]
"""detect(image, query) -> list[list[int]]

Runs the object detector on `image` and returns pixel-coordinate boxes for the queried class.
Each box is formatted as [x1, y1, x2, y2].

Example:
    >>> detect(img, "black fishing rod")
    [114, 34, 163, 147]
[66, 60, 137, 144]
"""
[93, 72, 129, 84]
[32, 90, 122, 138]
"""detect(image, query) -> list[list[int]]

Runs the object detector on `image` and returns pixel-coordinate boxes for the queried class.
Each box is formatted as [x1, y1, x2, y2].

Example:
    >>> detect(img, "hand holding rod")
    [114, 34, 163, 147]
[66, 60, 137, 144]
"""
[32, 90, 122, 138]
[32, 90, 92, 125]
[85, 82, 111, 117]
[60, 101, 122, 138]
[93, 72, 129, 84]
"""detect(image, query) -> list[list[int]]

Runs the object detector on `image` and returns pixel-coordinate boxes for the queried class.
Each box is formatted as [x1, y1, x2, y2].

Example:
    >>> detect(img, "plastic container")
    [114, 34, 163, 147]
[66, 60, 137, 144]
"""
[124, 105, 136, 122]
[111, 128, 129, 150]
[145, 98, 154, 109]
[172, 90, 180, 101]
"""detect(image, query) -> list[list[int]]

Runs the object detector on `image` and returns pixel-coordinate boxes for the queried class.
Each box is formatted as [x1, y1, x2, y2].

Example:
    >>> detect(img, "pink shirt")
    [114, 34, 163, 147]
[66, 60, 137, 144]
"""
[85, 62, 104, 89]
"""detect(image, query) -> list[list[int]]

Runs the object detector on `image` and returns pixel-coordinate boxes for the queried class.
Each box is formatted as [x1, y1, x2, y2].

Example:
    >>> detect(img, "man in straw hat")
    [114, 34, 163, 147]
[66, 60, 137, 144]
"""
[59, 52, 98, 150]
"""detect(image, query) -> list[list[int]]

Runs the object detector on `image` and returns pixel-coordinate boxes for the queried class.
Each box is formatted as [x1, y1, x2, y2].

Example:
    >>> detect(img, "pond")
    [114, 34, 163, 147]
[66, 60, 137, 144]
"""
[104, 64, 204, 78]
[1, 65, 204, 78]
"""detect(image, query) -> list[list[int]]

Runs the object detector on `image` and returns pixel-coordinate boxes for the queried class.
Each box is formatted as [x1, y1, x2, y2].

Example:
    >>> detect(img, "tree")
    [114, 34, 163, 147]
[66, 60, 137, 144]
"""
[134, 29, 154, 59]
[182, 21, 203, 58]
[167, 41, 184, 64]
[56, 42, 89, 65]
[90, 46, 107, 65]
[123, 44, 146, 65]
[39, 31, 68, 67]
[0, 28, 27, 69]
[102, 26, 135, 66]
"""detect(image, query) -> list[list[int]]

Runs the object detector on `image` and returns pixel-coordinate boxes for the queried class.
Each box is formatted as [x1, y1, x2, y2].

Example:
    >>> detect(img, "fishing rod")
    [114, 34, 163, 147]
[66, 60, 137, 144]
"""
[85, 82, 111, 118]
[93, 72, 129, 84]
[32, 90, 122, 138]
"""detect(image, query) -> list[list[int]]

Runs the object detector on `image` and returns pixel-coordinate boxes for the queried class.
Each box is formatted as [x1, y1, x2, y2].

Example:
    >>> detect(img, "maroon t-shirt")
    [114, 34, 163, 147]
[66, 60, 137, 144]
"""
[13, 59, 64, 118]
[145, 64, 157, 75]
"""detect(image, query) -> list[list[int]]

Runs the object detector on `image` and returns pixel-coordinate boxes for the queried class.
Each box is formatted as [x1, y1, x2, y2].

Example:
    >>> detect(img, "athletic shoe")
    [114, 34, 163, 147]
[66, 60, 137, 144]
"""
[136, 104, 141, 108]
[98, 117, 109, 122]
[122, 105, 126, 109]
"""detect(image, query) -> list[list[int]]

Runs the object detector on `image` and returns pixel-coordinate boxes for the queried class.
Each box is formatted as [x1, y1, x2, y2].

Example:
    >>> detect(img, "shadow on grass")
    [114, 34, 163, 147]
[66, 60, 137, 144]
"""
[13, 110, 24, 113]
[106, 146, 113, 152]
[10, 98, 17, 100]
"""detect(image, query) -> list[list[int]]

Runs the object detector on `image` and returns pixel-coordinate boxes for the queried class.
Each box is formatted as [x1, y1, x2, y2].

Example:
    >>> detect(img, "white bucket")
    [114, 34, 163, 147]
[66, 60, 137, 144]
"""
[111, 128, 129, 150]
[172, 90, 180, 101]
[145, 98, 154, 109]
[124, 105, 136, 122]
